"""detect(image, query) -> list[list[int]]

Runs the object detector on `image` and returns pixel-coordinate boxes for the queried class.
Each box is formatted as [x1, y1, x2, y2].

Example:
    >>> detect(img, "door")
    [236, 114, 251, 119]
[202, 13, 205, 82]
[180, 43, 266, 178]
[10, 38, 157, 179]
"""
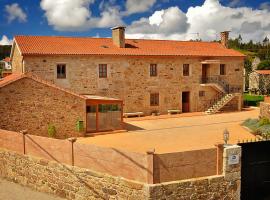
[86, 105, 97, 132]
[202, 64, 209, 83]
[182, 92, 190, 113]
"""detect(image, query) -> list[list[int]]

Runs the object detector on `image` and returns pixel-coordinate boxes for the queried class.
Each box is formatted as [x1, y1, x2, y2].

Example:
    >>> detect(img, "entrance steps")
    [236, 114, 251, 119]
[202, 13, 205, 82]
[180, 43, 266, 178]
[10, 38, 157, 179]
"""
[205, 93, 235, 114]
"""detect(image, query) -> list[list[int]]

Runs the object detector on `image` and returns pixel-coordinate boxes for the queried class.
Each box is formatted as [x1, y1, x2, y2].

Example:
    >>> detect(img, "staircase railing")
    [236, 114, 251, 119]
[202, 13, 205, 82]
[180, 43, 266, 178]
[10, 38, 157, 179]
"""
[200, 76, 242, 94]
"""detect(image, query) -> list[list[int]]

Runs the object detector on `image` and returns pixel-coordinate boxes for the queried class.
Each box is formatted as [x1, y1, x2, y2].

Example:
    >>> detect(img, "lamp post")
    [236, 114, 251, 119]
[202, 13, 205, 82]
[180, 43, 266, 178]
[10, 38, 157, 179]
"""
[223, 128, 230, 145]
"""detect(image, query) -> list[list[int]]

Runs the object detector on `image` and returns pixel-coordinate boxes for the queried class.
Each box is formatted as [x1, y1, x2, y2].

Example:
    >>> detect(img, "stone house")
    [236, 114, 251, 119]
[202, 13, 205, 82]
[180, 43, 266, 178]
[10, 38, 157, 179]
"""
[10, 27, 245, 116]
[249, 70, 270, 94]
[0, 73, 123, 138]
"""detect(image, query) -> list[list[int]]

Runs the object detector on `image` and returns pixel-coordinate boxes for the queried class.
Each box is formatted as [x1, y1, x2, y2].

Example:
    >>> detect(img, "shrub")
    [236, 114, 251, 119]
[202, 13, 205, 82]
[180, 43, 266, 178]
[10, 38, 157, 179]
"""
[48, 123, 56, 138]
[259, 117, 270, 126]
[257, 60, 270, 70]
[242, 118, 260, 132]
[76, 119, 84, 132]
[259, 124, 270, 137]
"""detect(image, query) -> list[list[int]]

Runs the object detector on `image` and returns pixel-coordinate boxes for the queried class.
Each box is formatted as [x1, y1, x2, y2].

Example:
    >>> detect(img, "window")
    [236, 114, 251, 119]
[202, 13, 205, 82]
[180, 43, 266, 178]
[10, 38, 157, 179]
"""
[99, 64, 107, 78]
[183, 64, 190, 76]
[150, 64, 157, 77]
[220, 64, 226, 75]
[150, 93, 159, 106]
[57, 64, 66, 79]
[199, 91, 205, 97]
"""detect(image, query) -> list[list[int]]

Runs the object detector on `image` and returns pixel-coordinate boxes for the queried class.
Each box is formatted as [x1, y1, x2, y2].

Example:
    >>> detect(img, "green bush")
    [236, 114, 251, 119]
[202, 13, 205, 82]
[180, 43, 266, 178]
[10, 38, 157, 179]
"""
[243, 94, 264, 107]
[48, 123, 56, 138]
[259, 125, 270, 137]
[257, 60, 270, 70]
[76, 119, 84, 132]
[259, 117, 270, 126]
[242, 118, 260, 132]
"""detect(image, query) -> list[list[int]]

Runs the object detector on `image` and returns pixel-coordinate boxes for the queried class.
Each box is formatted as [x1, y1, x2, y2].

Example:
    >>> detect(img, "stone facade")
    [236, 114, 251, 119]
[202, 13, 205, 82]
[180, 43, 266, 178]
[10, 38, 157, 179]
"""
[260, 102, 270, 119]
[0, 77, 86, 138]
[0, 145, 241, 200]
[14, 50, 244, 115]
[10, 42, 23, 73]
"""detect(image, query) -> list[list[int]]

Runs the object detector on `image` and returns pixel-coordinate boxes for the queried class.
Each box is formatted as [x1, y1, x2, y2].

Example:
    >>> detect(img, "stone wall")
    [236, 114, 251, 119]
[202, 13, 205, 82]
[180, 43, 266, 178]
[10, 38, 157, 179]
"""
[0, 77, 86, 138]
[260, 102, 270, 119]
[0, 149, 148, 200]
[149, 145, 241, 200]
[17, 51, 244, 115]
[0, 144, 241, 200]
[11, 42, 23, 73]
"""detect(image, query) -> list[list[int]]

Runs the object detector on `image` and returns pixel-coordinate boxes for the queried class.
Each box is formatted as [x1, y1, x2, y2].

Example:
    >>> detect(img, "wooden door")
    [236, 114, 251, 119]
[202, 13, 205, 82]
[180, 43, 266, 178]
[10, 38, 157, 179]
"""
[202, 64, 209, 83]
[182, 92, 190, 113]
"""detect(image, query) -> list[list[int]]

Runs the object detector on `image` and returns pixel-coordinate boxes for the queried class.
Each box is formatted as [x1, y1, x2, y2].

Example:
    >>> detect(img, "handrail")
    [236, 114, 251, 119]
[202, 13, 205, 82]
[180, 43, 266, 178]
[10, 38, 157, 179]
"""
[200, 76, 242, 94]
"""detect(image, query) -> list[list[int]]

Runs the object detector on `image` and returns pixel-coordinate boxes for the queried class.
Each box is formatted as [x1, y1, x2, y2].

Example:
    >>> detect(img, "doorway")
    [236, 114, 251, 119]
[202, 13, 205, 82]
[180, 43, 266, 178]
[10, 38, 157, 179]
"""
[182, 92, 190, 113]
[202, 64, 209, 83]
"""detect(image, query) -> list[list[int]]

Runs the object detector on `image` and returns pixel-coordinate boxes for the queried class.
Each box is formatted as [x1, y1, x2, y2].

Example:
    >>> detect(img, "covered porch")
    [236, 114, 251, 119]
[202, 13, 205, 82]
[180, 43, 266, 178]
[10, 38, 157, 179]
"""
[84, 95, 124, 133]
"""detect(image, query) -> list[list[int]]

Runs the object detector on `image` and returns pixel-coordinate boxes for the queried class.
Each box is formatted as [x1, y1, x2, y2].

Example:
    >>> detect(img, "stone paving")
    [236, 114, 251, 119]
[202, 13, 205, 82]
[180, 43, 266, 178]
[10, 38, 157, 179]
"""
[78, 108, 258, 153]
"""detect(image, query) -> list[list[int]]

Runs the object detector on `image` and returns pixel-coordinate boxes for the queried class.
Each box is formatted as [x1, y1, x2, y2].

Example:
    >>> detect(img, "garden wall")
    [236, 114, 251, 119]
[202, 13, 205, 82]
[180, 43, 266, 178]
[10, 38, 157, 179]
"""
[260, 102, 270, 119]
[0, 129, 220, 184]
[0, 145, 241, 200]
[153, 148, 217, 183]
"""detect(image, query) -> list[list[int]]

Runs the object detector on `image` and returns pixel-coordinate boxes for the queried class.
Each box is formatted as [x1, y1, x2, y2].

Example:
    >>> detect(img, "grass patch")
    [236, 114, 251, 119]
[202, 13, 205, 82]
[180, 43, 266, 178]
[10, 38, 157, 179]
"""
[242, 117, 270, 138]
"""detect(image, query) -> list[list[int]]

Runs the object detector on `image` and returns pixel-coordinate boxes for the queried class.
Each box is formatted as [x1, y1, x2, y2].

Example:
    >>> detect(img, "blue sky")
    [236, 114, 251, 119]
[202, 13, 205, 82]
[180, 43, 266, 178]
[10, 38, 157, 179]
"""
[0, 0, 270, 44]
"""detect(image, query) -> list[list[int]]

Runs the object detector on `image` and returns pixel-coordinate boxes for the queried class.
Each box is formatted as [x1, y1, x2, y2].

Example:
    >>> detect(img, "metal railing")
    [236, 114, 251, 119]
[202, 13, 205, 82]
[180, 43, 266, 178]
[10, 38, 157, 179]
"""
[200, 75, 242, 94]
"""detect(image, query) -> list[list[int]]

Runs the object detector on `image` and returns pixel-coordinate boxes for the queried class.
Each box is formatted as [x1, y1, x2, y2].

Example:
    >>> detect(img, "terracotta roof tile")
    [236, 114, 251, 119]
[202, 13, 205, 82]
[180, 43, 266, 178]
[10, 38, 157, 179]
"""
[14, 36, 245, 57]
[0, 72, 86, 99]
[256, 70, 270, 75]
[2, 57, 10, 62]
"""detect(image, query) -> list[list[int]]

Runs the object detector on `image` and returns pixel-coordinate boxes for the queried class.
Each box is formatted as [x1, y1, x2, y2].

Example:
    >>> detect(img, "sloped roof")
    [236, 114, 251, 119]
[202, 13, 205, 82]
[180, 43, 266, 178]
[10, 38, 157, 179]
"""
[256, 70, 270, 75]
[14, 35, 245, 57]
[0, 73, 86, 99]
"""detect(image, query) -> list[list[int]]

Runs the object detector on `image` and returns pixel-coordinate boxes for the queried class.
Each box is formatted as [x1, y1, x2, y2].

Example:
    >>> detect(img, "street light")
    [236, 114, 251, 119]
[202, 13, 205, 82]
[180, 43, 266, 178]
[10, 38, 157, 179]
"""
[223, 129, 230, 145]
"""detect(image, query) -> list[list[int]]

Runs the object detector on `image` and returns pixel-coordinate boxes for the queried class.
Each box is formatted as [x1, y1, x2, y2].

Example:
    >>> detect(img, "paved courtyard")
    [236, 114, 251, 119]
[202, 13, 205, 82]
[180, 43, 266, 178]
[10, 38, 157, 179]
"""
[78, 108, 258, 153]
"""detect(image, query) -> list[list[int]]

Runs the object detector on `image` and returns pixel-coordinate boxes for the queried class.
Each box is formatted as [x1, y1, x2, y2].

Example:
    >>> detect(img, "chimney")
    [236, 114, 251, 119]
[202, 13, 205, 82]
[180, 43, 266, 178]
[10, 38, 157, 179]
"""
[111, 26, 126, 48]
[220, 31, 230, 48]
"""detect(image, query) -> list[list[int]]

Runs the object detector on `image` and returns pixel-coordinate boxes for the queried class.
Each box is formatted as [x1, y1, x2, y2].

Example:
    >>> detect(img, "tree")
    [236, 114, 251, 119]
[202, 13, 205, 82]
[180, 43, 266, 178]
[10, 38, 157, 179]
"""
[257, 60, 270, 70]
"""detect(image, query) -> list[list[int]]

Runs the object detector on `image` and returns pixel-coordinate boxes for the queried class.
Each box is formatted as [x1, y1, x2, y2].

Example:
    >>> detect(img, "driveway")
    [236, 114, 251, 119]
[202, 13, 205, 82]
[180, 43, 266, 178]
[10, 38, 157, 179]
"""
[78, 108, 258, 153]
[0, 178, 64, 200]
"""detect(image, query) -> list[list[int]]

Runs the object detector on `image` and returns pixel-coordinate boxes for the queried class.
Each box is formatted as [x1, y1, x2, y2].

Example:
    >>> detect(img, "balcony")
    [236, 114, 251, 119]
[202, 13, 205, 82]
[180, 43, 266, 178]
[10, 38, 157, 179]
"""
[200, 75, 242, 94]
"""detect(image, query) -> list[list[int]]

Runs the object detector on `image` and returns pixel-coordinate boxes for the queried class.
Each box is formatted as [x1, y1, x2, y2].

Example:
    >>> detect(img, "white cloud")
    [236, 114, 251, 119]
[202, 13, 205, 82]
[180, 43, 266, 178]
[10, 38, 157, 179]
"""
[0, 35, 12, 45]
[40, 0, 123, 31]
[125, 0, 156, 15]
[5, 3, 27, 23]
[126, 0, 270, 42]
[260, 2, 270, 11]
[126, 7, 189, 40]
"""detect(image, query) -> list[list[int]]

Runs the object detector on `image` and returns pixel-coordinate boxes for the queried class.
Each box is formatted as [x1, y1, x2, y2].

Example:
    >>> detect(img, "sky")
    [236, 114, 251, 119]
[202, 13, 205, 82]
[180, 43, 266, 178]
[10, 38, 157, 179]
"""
[0, 0, 270, 45]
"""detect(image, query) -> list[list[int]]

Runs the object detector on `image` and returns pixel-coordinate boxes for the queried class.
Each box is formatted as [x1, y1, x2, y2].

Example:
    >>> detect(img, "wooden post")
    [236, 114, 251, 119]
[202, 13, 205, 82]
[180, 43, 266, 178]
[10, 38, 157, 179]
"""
[68, 137, 77, 166]
[215, 143, 224, 175]
[146, 148, 155, 184]
[20, 130, 28, 154]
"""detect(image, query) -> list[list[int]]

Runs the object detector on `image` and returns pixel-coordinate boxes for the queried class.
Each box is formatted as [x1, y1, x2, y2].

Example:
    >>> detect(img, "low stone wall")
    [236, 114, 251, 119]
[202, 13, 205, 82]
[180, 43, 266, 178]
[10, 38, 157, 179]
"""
[260, 102, 270, 119]
[0, 149, 148, 199]
[0, 145, 241, 200]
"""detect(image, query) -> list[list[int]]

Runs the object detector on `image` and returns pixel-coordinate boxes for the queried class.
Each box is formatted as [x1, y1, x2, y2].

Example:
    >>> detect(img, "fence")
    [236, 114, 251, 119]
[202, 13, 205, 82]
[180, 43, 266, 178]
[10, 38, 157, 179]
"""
[0, 129, 223, 183]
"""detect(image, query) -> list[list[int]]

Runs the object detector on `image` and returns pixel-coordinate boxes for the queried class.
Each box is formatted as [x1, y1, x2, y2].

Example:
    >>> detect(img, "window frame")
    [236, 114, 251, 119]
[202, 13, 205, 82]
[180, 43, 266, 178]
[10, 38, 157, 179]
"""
[150, 64, 158, 77]
[56, 64, 66, 79]
[99, 64, 108, 78]
[183, 64, 190, 76]
[199, 91, 205, 97]
[150, 93, 159, 106]
[220, 64, 226, 75]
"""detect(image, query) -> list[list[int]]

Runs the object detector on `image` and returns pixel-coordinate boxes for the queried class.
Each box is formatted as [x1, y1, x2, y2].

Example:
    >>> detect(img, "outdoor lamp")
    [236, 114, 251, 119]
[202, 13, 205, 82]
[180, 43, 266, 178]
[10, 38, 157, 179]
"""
[223, 128, 230, 145]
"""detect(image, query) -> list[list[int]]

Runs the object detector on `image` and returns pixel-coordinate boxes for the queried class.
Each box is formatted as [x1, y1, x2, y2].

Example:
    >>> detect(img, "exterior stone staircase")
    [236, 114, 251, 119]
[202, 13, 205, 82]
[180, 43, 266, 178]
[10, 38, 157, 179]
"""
[205, 93, 235, 114]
